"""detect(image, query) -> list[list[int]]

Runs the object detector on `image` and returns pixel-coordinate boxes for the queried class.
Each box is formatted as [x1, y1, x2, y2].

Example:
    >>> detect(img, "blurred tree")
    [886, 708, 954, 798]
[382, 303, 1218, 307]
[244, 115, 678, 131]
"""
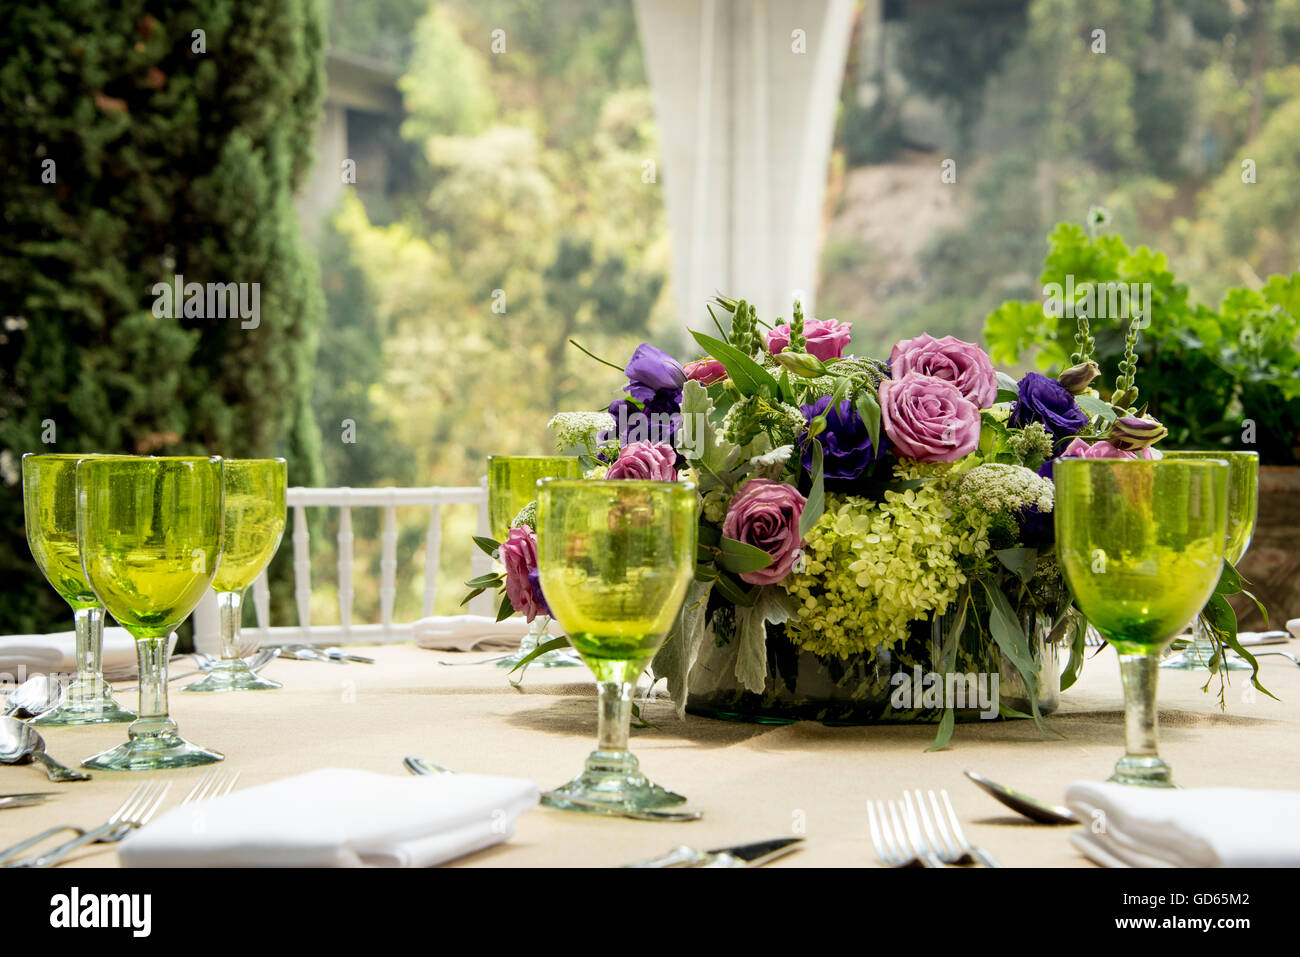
[0, 0, 326, 633]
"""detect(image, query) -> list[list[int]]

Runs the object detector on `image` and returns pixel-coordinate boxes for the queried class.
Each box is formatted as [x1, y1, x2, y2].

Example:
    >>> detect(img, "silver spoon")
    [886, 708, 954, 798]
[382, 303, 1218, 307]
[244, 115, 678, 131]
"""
[0, 717, 91, 782]
[402, 755, 702, 823]
[963, 770, 1077, 825]
[3, 676, 64, 718]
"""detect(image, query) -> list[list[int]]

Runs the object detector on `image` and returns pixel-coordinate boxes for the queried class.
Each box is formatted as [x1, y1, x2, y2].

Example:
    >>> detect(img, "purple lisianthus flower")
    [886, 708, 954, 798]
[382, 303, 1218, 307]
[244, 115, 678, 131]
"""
[607, 390, 682, 447]
[1009, 372, 1089, 441]
[800, 396, 884, 484]
[623, 343, 685, 403]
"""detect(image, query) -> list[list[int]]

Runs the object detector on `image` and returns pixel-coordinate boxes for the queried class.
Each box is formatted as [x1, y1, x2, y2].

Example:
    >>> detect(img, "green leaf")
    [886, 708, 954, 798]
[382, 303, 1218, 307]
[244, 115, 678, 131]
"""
[716, 536, 774, 574]
[713, 571, 755, 607]
[853, 388, 882, 452]
[651, 580, 714, 717]
[981, 581, 1056, 736]
[1075, 394, 1117, 426]
[993, 548, 1038, 585]
[459, 586, 488, 607]
[465, 572, 504, 588]
[733, 588, 798, 694]
[1059, 609, 1087, 692]
[507, 636, 572, 685]
[496, 592, 516, 622]
[799, 439, 824, 539]
[926, 592, 967, 752]
[680, 379, 733, 479]
[689, 330, 780, 397]
[473, 536, 501, 559]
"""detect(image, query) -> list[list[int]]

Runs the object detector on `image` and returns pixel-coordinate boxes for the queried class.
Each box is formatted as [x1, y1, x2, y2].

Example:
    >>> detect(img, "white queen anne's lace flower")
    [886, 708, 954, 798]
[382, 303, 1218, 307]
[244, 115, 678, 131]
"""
[548, 411, 615, 452]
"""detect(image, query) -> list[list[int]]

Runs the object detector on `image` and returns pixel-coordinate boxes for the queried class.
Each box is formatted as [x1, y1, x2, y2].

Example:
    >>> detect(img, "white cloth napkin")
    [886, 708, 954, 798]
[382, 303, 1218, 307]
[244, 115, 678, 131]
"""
[1066, 781, 1300, 867]
[118, 768, 538, 868]
[412, 614, 562, 652]
[0, 629, 176, 682]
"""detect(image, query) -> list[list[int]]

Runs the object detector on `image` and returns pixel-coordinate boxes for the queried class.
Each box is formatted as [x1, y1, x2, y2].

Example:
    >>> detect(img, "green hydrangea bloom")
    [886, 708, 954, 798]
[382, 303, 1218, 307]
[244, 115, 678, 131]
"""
[781, 487, 990, 657]
[721, 396, 806, 447]
[1006, 421, 1054, 461]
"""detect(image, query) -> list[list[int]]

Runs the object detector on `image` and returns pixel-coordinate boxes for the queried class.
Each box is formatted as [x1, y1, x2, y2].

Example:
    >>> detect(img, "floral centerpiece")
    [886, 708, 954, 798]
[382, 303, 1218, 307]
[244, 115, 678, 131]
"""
[470, 291, 1263, 746]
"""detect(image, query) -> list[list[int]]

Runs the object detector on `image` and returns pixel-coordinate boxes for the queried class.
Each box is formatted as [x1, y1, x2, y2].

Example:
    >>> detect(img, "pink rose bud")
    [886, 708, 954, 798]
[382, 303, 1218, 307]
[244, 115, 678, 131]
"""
[606, 441, 678, 481]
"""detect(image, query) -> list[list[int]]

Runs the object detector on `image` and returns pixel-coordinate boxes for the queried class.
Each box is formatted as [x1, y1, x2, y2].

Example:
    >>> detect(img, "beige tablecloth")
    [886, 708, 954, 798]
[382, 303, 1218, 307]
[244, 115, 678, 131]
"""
[3, 643, 1299, 867]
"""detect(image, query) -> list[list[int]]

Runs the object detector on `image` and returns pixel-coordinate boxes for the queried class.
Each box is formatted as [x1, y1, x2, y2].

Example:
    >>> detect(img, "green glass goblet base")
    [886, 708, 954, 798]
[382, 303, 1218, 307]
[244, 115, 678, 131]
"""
[83, 723, 224, 772]
[28, 680, 136, 727]
[1161, 618, 1250, 672]
[1109, 753, 1176, 788]
[495, 616, 581, 669]
[541, 748, 686, 813]
[183, 659, 283, 693]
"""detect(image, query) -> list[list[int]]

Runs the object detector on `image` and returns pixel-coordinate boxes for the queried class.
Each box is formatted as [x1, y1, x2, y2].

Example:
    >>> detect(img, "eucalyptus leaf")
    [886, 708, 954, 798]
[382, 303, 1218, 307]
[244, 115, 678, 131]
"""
[713, 571, 755, 607]
[506, 636, 572, 686]
[716, 536, 774, 573]
[798, 439, 824, 539]
[472, 535, 500, 559]
[982, 581, 1055, 735]
[853, 388, 882, 452]
[993, 547, 1038, 585]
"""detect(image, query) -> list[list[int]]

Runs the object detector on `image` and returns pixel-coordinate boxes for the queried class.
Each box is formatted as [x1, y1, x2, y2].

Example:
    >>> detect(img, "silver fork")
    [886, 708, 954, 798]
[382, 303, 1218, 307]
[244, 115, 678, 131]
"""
[912, 788, 1000, 868]
[867, 799, 941, 867]
[10, 769, 238, 868]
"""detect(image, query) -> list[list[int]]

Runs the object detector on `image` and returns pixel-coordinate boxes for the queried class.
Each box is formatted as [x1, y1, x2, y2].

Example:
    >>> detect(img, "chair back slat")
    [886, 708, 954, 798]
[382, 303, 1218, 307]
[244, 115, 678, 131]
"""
[190, 485, 490, 653]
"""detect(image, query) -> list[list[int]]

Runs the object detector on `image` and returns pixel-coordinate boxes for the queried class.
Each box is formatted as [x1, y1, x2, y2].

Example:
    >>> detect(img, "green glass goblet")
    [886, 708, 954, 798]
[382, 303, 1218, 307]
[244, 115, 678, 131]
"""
[536, 479, 697, 811]
[21, 453, 135, 726]
[185, 458, 287, 693]
[1055, 458, 1227, 787]
[1159, 450, 1258, 672]
[487, 455, 583, 669]
[77, 456, 226, 771]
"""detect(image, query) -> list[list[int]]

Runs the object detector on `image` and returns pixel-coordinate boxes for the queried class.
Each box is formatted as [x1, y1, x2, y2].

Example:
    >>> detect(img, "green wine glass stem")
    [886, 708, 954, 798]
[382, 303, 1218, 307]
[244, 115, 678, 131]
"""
[30, 606, 135, 726]
[597, 681, 633, 753]
[218, 590, 243, 660]
[1113, 652, 1174, 787]
[71, 606, 106, 700]
[131, 636, 178, 743]
[183, 589, 282, 693]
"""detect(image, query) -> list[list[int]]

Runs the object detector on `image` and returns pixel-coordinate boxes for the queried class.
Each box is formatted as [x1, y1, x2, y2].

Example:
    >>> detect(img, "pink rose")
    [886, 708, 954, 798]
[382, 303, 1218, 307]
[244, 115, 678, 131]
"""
[766, 318, 853, 362]
[878, 372, 981, 463]
[499, 527, 548, 622]
[889, 333, 997, 409]
[607, 441, 677, 481]
[683, 357, 727, 385]
[721, 479, 806, 585]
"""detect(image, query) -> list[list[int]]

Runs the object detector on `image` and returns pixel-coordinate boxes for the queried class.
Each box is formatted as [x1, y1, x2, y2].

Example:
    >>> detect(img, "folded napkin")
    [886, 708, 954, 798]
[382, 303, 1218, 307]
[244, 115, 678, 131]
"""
[1066, 781, 1300, 867]
[412, 614, 562, 652]
[1288, 618, 1300, 640]
[118, 768, 538, 868]
[0, 629, 176, 682]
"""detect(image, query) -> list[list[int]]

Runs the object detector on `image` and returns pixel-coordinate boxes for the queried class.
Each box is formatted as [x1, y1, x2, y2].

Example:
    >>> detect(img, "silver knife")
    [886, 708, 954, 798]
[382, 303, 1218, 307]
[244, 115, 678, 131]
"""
[625, 837, 804, 868]
[321, 647, 376, 664]
[276, 645, 345, 663]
